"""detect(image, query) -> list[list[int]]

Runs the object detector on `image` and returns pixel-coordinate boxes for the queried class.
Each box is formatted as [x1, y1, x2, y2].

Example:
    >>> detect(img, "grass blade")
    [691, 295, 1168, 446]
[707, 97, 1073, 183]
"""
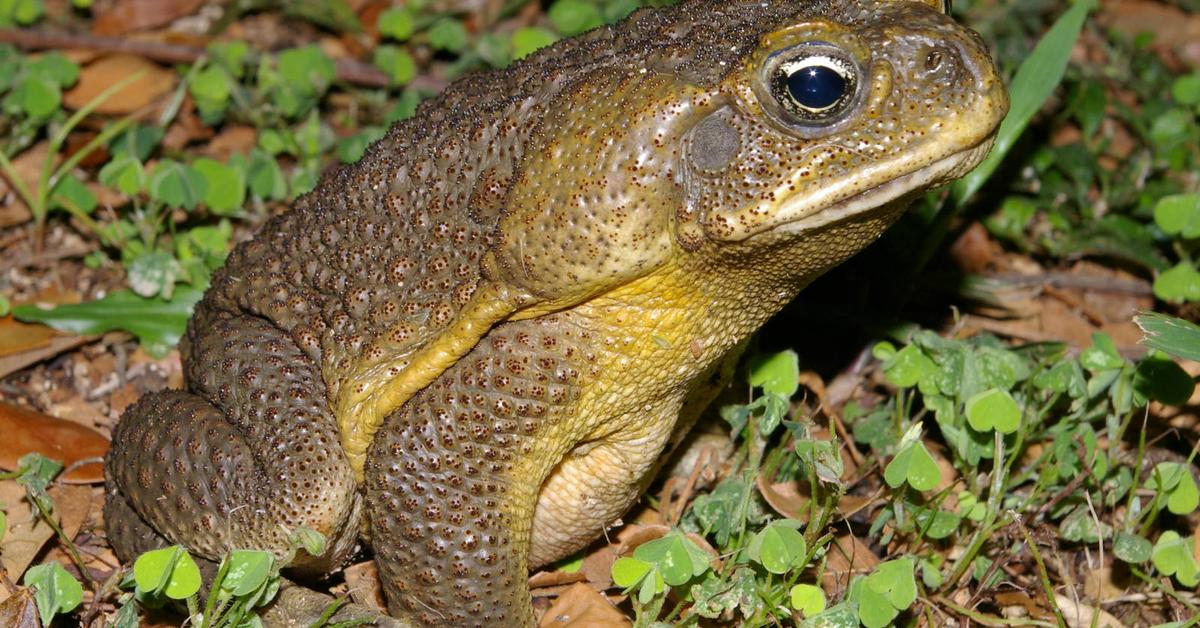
[1135, 312, 1200, 362]
[951, 0, 1095, 204]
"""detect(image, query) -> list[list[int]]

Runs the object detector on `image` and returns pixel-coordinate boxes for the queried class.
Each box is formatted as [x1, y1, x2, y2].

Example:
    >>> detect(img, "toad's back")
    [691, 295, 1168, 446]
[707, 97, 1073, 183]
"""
[105, 0, 1007, 625]
[202, 0, 861, 409]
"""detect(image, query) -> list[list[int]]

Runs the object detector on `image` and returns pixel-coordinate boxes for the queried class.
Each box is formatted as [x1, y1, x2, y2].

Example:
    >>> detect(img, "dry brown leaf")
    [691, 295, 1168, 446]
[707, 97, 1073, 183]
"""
[0, 333, 89, 381]
[0, 480, 54, 581]
[343, 560, 387, 611]
[823, 532, 879, 593]
[357, 0, 392, 41]
[0, 587, 39, 626]
[0, 317, 61, 359]
[2, 484, 94, 606]
[1099, 0, 1200, 62]
[107, 382, 144, 419]
[538, 582, 630, 628]
[91, 0, 206, 36]
[62, 130, 111, 169]
[162, 95, 214, 150]
[756, 476, 874, 522]
[63, 54, 176, 114]
[0, 401, 110, 483]
[0, 192, 31, 227]
[48, 484, 92, 542]
[0, 287, 85, 368]
[204, 126, 258, 160]
[1054, 593, 1126, 628]
[960, 260, 1152, 353]
[0, 142, 53, 220]
[949, 222, 1002, 274]
[528, 569, 588, 590]
[664, 431, 732, 486]
[614, 524, 670, 555]
[961, 297, 1097, 346]
[994, 590, 1048, 619]
[1082, 565, 1125, 602]
[580, 544, 618, 590]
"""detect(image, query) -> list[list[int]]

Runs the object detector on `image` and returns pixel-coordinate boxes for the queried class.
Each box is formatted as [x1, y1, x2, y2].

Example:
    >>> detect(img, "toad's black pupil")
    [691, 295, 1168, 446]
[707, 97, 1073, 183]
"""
[786, 65, 846, 110]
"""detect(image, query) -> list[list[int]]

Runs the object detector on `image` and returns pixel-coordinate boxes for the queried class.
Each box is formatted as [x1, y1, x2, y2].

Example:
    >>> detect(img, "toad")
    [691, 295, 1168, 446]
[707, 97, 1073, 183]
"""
[105, 0, 1008, 624]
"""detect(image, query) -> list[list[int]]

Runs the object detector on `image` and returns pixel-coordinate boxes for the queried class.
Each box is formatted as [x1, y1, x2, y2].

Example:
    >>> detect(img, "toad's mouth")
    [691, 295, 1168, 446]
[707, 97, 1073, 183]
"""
[770, 138, 995, 236]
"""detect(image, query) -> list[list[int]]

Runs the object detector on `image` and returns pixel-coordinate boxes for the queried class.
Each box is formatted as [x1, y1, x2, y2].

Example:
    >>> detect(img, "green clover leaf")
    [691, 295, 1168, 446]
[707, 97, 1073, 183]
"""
[789, 583, 825, 617]
[1145, 462, 1199, 515]
[749, 350, 800, 397]
[965, 388, 1021, 434]
[884, 439, 941, 492]
[133, 545, 202, 600]
[1152, 531, 1199, 587]
[747, 519, 807, 575]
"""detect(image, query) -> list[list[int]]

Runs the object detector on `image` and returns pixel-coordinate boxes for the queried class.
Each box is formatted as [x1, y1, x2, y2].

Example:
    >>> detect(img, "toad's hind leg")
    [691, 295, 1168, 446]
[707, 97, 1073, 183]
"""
[364, 317, 592, 627]
[104, 311, 361, 574]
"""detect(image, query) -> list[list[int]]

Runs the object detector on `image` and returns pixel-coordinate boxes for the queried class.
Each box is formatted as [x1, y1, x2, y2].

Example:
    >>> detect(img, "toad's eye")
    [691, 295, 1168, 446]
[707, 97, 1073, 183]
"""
[765, 48, 861, 124]
[783, 58, 849, 112]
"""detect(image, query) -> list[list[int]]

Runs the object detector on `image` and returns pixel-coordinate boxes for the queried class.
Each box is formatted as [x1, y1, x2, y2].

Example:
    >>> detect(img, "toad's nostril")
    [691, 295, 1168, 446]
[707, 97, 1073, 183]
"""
[925, 49, 945, 72]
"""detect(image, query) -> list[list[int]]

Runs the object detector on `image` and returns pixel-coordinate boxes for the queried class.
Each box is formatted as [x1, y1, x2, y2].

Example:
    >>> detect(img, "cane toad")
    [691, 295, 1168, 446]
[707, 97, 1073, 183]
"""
[105, 0, 1008, 624]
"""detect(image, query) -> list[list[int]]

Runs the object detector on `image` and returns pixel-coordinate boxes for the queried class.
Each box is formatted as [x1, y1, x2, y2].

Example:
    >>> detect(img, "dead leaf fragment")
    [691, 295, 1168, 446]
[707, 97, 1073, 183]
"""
[950, 222, 1002, 274]
[1099, 0, 1200, 64]
[63, 54, 176, 114]
[0, 191, 31, 227]
[579, 543, 618, 590]
[538, 582, 630, 628]
[994, 590, 1050, 620]
[0, 142, 54, 220]
[0, 481, 93, 604]
[0, 333, 89, 381]
[92, 0, 206, 36]
[614, 524, 670, 555]
[48, 484, 92, 543]
[0, 317, 61, 359]
[0, 480, 54, 580]
[0, 587, 39, 626]
[0, 401, 110, 483]
[756, 476, 874, 521]
[343, 560, 387, 611]
[161, 95, 214, 149]
[529, 569, 588, 591]
[204, 125, 258, 160]
[823, 532, 879, 594]
[1082, 565, 1125, 602]
[1054, 593, 1126, 628]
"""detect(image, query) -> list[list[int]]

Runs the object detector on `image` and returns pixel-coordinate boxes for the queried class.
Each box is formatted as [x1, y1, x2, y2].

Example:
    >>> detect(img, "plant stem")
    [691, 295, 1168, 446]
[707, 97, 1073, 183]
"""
[731, 470, 756, 568]
[200, 555, 233, 628]
[49, 114, 137, 193]
[944, 430, 1007, 590]
[0, 149, 37, 208]
[1137, 465, 1167, 539]
[1129, 567, 1200, 615]
[934, 596, 1057, 627]
[29, 495, 96, 588]
[29, 70, 146, 250]
[1016, 517, 1066, 627]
